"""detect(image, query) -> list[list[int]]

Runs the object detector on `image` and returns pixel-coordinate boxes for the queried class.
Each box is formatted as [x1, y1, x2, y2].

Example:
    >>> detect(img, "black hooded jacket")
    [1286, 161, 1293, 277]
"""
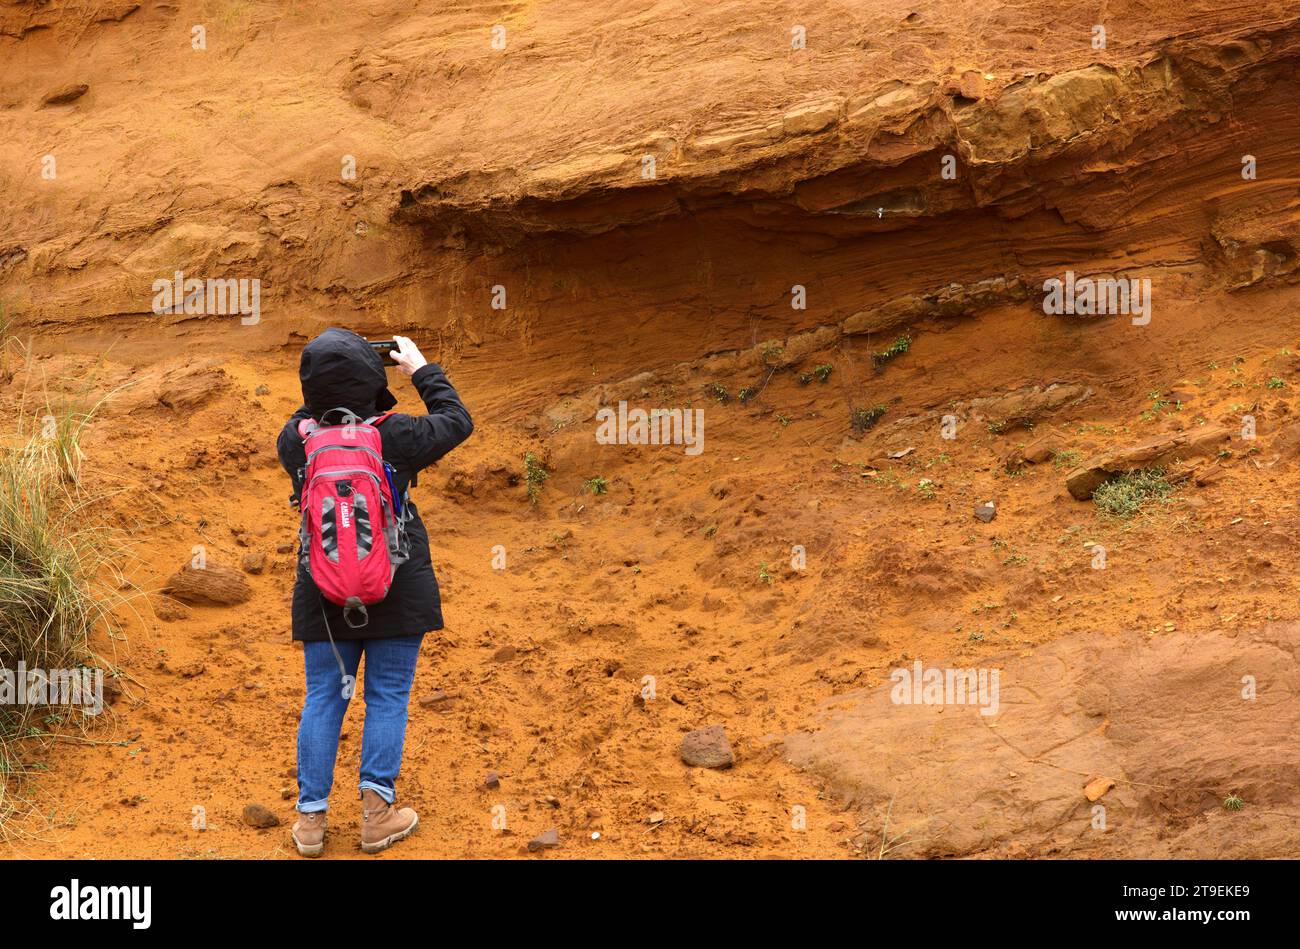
[276, 328, 473, 641]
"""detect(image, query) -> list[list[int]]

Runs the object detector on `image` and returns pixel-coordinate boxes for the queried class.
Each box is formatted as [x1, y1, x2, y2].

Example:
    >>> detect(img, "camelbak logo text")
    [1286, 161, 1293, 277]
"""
[339, 501, 351, 528]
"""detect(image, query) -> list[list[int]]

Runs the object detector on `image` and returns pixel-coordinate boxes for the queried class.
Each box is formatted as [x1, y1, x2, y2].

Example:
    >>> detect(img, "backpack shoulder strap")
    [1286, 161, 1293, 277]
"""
[297, 418, 318, 439]
[366, 412, 394, 426]
[318, 406, 362, 425]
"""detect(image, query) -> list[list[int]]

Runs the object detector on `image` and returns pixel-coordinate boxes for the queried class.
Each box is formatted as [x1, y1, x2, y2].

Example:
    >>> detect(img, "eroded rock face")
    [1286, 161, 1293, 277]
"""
[784, 624, 1300, 858]
[1065, 425, 1232, 500]
[4, 1, 1300, 407]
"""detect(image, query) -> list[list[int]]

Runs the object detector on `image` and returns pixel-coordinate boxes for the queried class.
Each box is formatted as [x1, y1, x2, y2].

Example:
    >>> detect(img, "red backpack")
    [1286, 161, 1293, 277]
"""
[296, 407, 409, 629]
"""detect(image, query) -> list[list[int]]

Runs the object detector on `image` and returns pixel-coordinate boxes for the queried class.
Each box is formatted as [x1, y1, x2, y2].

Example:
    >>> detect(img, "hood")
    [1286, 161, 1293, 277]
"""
[299, 327, 398, 420]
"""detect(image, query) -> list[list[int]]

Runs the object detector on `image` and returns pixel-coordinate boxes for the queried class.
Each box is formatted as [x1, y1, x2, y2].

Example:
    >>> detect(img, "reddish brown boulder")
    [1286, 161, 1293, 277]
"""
[680, 725, 735, 769]
[163, 562, 252, 606]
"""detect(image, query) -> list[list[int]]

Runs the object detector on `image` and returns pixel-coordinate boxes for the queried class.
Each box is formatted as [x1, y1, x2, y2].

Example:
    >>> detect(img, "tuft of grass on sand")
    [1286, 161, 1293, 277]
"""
[0, 402, 128, 833]
[1092, 467, 1174, 518]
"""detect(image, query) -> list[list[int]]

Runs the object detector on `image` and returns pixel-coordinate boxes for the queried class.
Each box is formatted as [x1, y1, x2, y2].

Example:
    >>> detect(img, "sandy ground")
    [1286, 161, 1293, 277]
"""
[5, 276, 1300, 858]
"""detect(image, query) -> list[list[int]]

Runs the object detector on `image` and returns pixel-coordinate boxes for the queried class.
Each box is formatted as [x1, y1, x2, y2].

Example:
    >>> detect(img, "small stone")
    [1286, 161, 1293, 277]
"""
[254, 384, 270, 396]
[152, 595, 190, 622]
[527, 827, 560, 852]
[241, 552, 266, 575]
[42, 83, 89, 106]
[276, 542, 295, 555]
[973, 502, 996, 523]
[679, 724, 735, 769]
[242, 804, 280, 829]
[484, 771, 500, 790]
[280, 787, 294, 800]
[648, 811, 665, 824]
[418, 690, 450, 707]
[493, 645, 517, 662]
[1083, 776, 1115, 802]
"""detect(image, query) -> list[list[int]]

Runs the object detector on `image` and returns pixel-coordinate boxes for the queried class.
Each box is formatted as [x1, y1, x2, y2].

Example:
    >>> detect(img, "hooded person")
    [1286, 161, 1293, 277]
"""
[276, 328, 473, 856]
[297, 326, 399, 421]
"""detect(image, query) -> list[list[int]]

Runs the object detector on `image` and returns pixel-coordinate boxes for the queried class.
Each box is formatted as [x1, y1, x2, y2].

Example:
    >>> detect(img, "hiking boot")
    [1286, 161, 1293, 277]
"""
[360, 788, 418, 854]
[291, 811, 326, 858]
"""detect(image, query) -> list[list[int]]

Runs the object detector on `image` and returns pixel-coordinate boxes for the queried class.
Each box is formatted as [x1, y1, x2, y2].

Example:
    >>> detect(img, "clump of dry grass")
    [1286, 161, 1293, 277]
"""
[0, 392, 131, 831]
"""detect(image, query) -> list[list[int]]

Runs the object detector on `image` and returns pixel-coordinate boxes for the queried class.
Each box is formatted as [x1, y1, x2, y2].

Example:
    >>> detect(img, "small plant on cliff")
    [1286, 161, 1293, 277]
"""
[1092, 467, 1173, 518]
[850, 405, 887, 433]
[584, 476, 608, 495]
[1223, 794, 1245, 811]
[705, 383, 730, 404]
[873, 334, 912, 367]
[798, 363, 834, 386]
[523, 453, 549, 505]
[758, 562, 773, 584]
[760, 345, 785, 367]
[1051, 449, 1082, 470]
[1140, 390, 1178, 422]
[738, 386, 757, 404]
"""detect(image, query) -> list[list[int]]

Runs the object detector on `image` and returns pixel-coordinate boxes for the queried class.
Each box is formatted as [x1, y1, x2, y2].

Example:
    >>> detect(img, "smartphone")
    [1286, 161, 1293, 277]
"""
[368, 339, 399, 356]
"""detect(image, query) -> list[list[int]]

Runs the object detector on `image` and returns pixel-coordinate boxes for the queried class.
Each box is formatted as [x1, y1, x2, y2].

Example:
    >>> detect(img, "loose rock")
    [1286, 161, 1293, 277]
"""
[152, 594, 190, 622]
[242, 804, 280, 829]
[680, 724, 735, 769]
[163, 562, 252, 606]
[42, 83, 89, 106]
[1083, 776, 1116, 802]
[527, 827, 560, 852]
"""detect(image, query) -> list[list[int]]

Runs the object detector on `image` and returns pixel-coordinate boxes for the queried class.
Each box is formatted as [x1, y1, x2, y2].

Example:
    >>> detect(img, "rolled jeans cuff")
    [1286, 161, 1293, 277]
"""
[359, 781, 395, 804]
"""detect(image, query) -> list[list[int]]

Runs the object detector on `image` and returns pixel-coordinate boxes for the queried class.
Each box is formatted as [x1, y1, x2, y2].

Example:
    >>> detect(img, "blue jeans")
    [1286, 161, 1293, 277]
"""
[296, 634, 423, 813]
